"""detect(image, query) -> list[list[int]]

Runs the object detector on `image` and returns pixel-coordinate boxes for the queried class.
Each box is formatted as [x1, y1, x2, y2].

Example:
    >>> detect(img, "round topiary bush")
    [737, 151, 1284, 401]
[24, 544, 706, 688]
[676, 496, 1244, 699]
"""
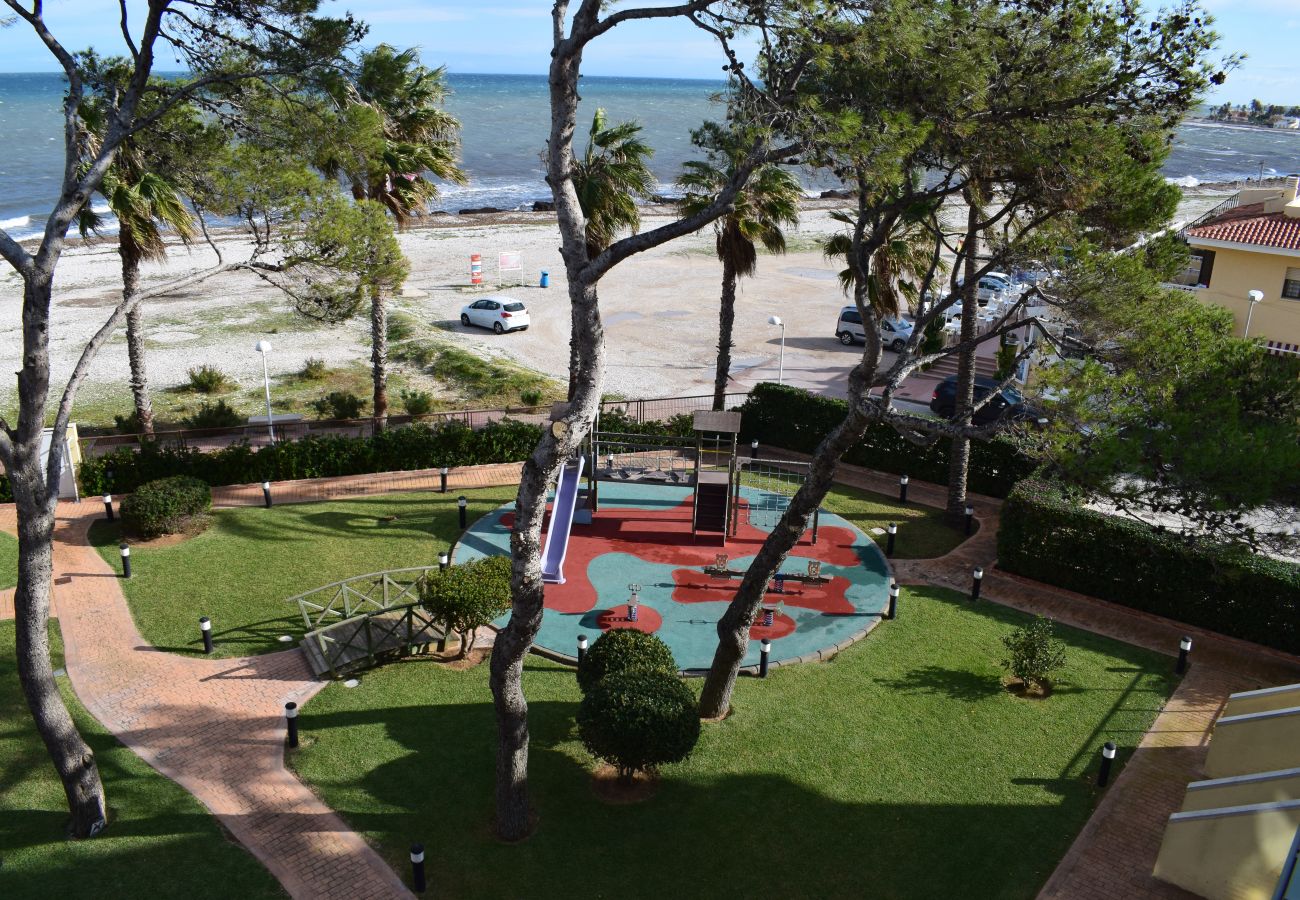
[120, 475, 212, 539]
[577, 628, 678, 695]
[577, 671, 700, 782]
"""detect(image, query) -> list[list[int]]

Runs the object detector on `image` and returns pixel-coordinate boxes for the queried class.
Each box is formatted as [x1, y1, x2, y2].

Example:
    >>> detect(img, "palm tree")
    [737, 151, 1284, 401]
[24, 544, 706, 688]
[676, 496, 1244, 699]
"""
[821, 211, 942, 319]
[79, 98, 200, 436]
[572, 108, 657, 257]
[681, 124, 801, 409]
[323, 45, 466, 427]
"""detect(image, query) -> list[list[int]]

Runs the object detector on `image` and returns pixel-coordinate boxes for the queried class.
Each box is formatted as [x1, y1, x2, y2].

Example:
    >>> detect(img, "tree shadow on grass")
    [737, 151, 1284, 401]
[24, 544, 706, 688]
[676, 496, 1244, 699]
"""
[875, 664, 1004, 702]
[291, 669, 1104, 900]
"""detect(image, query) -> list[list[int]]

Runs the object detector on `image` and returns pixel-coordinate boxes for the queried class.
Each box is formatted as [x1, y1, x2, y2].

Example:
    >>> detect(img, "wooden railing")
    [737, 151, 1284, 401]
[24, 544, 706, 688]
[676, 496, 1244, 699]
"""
[289, 567, 439, 629]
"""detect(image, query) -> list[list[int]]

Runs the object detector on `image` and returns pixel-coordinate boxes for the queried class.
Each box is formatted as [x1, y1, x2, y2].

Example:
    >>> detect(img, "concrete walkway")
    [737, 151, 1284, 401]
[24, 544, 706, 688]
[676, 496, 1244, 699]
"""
[0, 501, 413, 900]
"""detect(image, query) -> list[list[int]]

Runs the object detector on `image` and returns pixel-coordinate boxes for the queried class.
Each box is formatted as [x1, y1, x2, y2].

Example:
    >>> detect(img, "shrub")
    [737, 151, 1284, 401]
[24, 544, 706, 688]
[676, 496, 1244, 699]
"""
[187, 365, 231, 393]
[418, 555, 512, 657]
[310, 391, 366, 420]
[998, 478, 1300, 654]
[519, 388, 543, 406]
[78, 417, 546, 495]
[300, 357, 328, 381]
[577, 628, 678, 695]
[120, 475, 212, 539]
[114, 411, 145, 435]
[739, 382, 1035, 497]
[400, 389, 435, 416]
[183, 399, 243, 429]
[387, 312, 418, 343]
[577, 671, 700, 782]
[1001, 616, 1066, 692]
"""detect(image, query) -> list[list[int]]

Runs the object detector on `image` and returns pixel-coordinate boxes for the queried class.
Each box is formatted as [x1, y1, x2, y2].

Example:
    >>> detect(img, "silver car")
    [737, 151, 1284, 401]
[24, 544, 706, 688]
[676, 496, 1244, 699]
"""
[460, 296, 530, 334]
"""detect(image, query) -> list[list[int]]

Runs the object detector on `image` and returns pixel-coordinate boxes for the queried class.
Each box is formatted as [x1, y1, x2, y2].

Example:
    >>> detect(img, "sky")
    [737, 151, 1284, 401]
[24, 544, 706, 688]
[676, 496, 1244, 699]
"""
[0, 0, 1294, 104]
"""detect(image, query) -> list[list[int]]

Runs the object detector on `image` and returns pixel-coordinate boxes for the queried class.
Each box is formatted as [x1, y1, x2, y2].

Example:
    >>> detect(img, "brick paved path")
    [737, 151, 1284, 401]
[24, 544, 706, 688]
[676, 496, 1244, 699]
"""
[0, 501, 412, 900]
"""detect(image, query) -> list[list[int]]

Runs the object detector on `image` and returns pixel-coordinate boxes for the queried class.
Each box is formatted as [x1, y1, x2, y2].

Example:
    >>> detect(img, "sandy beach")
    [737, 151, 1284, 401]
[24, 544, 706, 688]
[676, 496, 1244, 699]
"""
[0, 189, 1233, 425]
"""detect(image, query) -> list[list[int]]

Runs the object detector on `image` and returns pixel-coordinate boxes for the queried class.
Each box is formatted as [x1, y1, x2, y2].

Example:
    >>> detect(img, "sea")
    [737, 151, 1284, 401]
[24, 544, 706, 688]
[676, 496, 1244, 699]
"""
[3, 71, 1300, 242]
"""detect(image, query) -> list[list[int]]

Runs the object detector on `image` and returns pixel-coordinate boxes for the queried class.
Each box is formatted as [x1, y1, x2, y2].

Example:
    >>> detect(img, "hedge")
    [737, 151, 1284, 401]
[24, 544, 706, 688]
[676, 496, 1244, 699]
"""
[121, 475, 212, 539]
[577, 628, 679, 695]
[998, 478, 1300, 654]
[576, 671, 701, 780]
[738, 383, 1035, 498]
[77, 418, 546, 494]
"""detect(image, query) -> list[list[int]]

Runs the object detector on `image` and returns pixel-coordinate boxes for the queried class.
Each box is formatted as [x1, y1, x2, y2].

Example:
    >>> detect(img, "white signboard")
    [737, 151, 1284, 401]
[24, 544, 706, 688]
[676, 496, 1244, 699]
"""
[498, 251, 522, 273]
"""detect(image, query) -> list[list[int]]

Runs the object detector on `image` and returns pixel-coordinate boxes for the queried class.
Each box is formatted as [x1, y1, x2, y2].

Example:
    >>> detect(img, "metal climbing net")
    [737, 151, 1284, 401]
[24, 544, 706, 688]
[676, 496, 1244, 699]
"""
[739, 458, 811, 529]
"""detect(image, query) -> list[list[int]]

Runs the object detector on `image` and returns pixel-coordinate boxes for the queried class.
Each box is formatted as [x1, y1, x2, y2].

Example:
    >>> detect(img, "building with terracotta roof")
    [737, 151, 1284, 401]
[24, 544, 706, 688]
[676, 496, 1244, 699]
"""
[1176, 176, 1300, 356]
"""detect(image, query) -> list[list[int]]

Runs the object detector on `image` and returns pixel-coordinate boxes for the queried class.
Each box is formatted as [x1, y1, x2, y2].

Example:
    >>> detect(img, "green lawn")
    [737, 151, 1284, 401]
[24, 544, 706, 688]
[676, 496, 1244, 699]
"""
[89, 487, 518, 658]
[0, 530, 17, 589]
[290, 586, 1175, 900]
[89, 482, 961, 659]
[0, 620, 284, 899]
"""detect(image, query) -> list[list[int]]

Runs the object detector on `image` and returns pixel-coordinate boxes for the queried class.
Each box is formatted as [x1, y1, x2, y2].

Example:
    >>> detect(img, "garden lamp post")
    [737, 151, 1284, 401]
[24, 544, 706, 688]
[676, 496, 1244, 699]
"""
[768, 315, 785, 385]
[255, 339, 275, 444]
[1243, 289, 1264, 337]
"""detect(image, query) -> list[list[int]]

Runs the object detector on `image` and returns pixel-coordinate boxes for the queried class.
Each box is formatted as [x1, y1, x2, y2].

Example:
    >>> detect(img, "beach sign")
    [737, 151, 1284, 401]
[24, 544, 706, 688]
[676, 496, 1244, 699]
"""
[470, 253, 483, 285]
[499, 251, 522, 275]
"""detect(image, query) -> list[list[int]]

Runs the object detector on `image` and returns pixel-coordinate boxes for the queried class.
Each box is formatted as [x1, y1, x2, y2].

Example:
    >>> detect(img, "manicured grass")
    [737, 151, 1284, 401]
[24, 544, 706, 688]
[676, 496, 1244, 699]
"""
[741, 472, 966, 559]
[0, 621, 284, 899]
[89, 487, 518, 658]
[290, 586, 1175, 899]
[0, 529, 17, 589]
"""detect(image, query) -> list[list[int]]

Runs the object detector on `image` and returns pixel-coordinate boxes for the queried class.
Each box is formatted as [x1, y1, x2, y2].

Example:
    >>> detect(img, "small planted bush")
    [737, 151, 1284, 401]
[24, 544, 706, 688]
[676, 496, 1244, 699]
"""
[400, 389, 435, 416]
[120, 475, 212, 539]
[519, 389, 543, 407]
[1001, 616, 1067, 694]
[310, 391, 366, 420]
[419, 555, 512, 657]
[300, 357, 328, 381]
[187, 365, 232, 394]
[577, 671, 701, 783]
[577, 628, 678, 695]
[183, 400, 243, 429]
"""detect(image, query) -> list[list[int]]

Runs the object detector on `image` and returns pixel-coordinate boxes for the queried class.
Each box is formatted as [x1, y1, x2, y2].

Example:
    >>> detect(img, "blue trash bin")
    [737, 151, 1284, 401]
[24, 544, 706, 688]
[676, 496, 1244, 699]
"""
[540, 270, 550, 288]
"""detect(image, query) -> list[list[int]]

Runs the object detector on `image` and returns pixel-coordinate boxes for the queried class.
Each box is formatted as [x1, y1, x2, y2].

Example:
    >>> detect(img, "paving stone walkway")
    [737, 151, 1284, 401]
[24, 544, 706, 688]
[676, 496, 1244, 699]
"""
[0, 501, 413, 900]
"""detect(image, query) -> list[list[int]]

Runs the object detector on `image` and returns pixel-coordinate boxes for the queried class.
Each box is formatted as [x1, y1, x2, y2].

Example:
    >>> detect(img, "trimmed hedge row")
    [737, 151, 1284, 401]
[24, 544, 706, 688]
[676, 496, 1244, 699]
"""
[738, 383, 1035, 498]
[121, 475, 212, 539]
[998, 478, 1300, 654]
[78, 418, 545, 494]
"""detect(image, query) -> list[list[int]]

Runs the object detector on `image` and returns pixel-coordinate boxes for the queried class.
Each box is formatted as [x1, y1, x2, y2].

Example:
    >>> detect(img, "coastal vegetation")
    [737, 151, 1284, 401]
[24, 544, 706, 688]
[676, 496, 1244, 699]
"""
[1208, 99, 1300, 126]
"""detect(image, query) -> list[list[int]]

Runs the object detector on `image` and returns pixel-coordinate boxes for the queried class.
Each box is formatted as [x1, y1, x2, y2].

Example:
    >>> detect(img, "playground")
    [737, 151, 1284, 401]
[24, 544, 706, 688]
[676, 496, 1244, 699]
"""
[458, 481, 890, 670]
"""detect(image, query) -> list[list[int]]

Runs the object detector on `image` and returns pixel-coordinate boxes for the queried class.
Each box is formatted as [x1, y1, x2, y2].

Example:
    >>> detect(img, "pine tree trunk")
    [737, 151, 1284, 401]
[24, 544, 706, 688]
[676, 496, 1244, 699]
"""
[121, 257, 155, 436]
[712, 258, 737, 411]
[370, 284, 388, 431]
[7, 273, 109, 839]
[947, 203, 980, 524]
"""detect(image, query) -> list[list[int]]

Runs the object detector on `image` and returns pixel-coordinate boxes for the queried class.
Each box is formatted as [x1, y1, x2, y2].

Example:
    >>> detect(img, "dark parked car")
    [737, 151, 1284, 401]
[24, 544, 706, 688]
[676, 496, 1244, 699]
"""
[929, 375, 1036, 425]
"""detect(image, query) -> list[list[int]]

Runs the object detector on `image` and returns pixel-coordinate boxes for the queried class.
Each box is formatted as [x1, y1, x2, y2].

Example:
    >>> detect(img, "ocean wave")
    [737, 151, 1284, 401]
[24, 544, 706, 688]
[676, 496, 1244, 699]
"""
[1166, 175, 1201, 188]
[1, 214, 31, 229]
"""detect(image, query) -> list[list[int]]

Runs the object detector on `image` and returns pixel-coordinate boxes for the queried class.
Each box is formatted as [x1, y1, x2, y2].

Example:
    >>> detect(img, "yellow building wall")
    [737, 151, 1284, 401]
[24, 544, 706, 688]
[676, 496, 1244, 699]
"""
[1153, 801, 1300, 900]
[1205, 707, 1300, 779]
[1182, 770, 1300, 812]
[1225, 684, 1300, 718]
[1189, 243, 1300, 344]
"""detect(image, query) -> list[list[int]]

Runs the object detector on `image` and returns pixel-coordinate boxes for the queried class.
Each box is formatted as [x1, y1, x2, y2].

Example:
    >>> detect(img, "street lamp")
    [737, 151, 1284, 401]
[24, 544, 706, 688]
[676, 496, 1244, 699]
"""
[768, 315, 786, 385]
[1244, 289, 1264, 337]
[255, 340, 275, 444]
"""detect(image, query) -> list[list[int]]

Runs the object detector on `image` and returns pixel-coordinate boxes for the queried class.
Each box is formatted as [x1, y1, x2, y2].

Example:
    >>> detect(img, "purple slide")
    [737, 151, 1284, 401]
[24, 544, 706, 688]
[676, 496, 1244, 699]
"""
[541, 456, 586, 584]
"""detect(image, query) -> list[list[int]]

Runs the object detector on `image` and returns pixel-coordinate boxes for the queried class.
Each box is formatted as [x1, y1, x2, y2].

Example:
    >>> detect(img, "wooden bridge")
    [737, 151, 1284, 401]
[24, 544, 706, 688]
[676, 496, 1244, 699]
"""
[288, 568, 446, 677]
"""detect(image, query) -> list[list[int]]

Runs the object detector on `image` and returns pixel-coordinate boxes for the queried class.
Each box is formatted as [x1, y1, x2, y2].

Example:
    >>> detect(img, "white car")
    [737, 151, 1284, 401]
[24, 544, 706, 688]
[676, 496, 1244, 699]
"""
[460, 296, 530, 334]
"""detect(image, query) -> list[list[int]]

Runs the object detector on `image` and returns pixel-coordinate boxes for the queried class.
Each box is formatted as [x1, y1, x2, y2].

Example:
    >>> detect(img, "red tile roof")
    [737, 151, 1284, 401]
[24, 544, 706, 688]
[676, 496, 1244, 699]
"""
[1186, 201, 1300, 251]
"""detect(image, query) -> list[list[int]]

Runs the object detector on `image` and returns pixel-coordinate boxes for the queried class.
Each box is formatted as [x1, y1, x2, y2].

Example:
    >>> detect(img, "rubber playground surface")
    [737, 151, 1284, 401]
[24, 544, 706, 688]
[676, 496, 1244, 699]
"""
[458, 482, 891, 670]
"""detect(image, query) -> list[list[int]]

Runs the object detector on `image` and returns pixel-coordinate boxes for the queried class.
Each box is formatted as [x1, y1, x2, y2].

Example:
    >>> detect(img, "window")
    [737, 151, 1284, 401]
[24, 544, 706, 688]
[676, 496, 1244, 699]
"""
[841, 310, 862, 325]
[1172, 250, 1215, 288]
[1284, 267, 1300, 300]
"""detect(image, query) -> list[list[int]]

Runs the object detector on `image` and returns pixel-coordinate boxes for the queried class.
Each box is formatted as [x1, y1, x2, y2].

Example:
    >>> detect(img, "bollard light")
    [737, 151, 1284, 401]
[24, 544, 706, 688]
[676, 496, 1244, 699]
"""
[606, 453, 615, 470]
[262, 481, 272, 509]
[102, 493, 114, 522]
[751, 438, 759, 459]
[886, 522, 897, 558]
[410, 842, 427, 893]
[199, 616, 214, 654]
[759, 639, 771, 678]
[971, 566, 983, 601]
[119, 542, 132, 579]
[439, 466, 448, 494]
[577, 634, 588, 667]
[1176, 636, 1192, 675]
[438, 551, 450, 572]
[899, 474, 909, 504]
[285, 702, 299, 749]
[964, 503, 975, 536]
[458, 495, 468, 528]
[1097, 741, 1117, 787]
[886, 582, 899, 620]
